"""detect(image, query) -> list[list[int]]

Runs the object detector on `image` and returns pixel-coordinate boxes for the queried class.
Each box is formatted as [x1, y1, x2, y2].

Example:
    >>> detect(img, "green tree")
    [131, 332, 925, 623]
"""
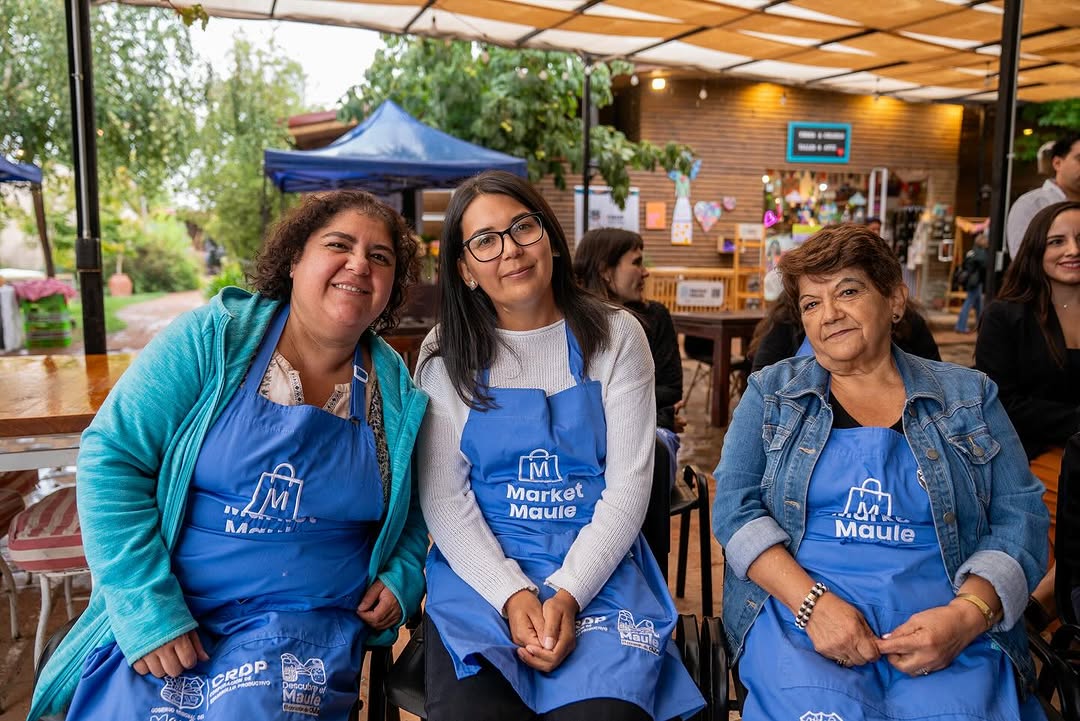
[1, 0, 202, 271]
[1016, 99, 1080, 160]
[1, 1, 200, 199]
[189, 34, 305, 261]
[340, 36, 695, 207]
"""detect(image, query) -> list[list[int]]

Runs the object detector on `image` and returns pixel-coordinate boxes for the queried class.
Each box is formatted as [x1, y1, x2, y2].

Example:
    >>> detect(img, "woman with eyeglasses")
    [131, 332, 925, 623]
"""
[415, 171, 703, 721]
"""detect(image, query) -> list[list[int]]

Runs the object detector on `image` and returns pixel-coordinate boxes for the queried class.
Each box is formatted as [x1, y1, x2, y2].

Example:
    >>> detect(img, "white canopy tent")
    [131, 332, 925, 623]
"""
[100, 0, 1080, 102]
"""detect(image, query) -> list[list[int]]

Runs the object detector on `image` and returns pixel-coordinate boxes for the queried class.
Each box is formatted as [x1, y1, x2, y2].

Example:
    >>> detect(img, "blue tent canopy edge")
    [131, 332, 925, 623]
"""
[0, 156, 43, 185]
[264, 100, 527, 194]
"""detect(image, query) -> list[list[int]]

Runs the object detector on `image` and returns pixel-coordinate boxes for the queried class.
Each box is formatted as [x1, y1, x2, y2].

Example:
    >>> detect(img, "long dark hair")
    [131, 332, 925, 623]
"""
[251, 190, 419, 333]
[427, 171, 612, 408]
[998, 200, 1080, 366]
[573, 227, 644, 301]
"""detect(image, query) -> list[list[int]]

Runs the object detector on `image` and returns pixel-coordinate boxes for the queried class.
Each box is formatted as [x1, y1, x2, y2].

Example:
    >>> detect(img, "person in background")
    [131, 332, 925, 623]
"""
[1007, 133, 1080, 259]
[29, 191, 430, 721]
[976, 200, 1080, 625]
[714, 223, 1048, 721]
[573, 227, 683, 433]
[415, 170, 703, 721]
[955, 232, 989, 334]
[866, 216, 883, 236]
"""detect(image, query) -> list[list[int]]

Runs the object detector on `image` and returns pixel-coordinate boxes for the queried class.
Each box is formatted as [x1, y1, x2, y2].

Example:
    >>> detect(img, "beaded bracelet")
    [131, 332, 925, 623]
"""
[794, 581, 828, 630]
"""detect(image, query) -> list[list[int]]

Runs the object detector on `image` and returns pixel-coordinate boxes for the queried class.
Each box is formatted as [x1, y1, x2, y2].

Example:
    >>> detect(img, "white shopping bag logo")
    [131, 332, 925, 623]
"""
[842, 478, 892, 521]
[242, 462, 304, 521]
[518, 449, 563, 484]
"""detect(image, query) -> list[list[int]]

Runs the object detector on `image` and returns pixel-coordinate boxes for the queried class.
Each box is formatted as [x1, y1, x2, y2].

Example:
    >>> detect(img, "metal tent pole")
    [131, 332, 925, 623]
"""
[985, 0, 1024, 301]
[581, 56, 593, 244]
[30, 184, 55, 278]
[65, 0, 106, 353]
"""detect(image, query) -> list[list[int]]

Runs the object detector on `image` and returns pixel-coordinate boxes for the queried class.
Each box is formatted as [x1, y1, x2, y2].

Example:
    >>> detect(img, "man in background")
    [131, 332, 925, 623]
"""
[1007, 133, 1080, 258]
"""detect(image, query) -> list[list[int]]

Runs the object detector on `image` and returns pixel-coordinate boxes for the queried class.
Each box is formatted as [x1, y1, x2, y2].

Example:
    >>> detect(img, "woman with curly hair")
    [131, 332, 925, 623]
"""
[30, 191, 429, 721]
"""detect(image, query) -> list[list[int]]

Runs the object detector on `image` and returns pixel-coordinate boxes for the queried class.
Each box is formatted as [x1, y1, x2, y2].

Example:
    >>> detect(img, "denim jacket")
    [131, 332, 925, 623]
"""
[712, 348, 1049, 690]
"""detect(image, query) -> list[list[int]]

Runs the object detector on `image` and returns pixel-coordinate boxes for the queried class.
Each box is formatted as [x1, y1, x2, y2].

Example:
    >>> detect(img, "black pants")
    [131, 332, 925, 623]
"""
[424, 615, 654, 721]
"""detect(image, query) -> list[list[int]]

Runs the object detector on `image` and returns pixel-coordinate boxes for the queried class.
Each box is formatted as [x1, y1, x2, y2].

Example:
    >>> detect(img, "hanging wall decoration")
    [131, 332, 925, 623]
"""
[694, 201, 722, 233]
[645, 201, 667, 230]
[668, 158, 701, 245]
[722, 196, 737, 211]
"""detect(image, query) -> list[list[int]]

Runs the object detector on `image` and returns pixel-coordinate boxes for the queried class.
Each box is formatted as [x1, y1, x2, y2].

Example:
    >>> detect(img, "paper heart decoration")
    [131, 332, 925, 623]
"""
[763, 210, 781, 228]
[722, 196, 737, 211]
[693, 201, 722, 233]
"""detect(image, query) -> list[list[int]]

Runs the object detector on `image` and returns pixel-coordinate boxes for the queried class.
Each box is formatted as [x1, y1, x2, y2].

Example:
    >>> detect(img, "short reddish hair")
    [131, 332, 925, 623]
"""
[779, 224, 902, 303]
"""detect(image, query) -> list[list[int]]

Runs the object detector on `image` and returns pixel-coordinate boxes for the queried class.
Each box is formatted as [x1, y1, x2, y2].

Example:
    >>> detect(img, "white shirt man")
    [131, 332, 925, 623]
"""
[1007, 136, 1080, 258]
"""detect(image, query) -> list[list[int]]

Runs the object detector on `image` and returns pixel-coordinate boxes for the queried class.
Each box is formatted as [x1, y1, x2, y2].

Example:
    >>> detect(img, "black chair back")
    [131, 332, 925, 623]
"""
[1058, 433, 1080, 627]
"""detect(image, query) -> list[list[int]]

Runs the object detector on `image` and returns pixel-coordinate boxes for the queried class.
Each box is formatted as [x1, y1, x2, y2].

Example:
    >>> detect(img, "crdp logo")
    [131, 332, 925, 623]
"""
[518, 449, 563, 483]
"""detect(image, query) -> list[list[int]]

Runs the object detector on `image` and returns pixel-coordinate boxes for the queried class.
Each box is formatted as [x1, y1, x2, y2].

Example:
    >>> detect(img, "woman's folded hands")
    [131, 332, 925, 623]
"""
[504, 588, 579, 673]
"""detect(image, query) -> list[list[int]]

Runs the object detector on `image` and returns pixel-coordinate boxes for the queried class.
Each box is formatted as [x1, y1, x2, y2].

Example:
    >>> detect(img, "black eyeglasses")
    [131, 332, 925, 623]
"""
[463, 212, 545, 262]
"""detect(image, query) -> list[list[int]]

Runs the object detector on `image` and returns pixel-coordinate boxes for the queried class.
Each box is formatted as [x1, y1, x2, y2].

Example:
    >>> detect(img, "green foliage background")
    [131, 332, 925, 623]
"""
[340, 36, 696, 208]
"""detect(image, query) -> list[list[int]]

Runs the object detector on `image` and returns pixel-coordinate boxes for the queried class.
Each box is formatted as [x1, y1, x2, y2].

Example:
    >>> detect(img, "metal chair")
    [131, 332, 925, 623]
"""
[8, 486, 90, 663]
[672, 465, 714, 619]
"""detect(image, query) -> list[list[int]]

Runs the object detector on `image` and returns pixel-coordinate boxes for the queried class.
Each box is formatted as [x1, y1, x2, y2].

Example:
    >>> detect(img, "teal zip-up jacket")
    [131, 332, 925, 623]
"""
[29, 288, 429, 720]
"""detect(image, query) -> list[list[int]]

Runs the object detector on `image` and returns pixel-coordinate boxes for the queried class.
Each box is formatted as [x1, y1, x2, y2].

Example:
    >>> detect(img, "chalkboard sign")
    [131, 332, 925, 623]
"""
[786, 122, 851, 164]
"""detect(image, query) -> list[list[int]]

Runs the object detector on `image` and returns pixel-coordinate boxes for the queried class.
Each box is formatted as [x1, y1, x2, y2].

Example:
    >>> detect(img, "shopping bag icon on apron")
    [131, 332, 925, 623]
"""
[242, 462, 304, 521]
[518, 449, 563, 483]
[842, 478, 892, 521]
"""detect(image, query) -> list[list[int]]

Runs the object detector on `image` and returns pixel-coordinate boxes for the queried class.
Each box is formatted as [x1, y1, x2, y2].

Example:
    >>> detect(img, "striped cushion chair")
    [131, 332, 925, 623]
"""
[0, 482, 28, 640]
[8, 486, 89, 663]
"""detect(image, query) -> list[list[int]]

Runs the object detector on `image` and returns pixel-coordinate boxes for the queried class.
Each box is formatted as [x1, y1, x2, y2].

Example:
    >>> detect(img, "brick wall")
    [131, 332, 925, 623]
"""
[542, 76, 965, 277]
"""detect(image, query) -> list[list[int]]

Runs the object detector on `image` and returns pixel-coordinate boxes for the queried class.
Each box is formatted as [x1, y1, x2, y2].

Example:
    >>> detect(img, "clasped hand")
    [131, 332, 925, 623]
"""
[807, 594, 986, 675]
[135, 580, 401, 678]
[504, 588, 579, 673]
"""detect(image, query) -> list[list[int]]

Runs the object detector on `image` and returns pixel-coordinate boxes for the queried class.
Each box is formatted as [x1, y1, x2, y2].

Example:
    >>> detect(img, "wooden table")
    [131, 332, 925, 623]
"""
[383, 318, 435, 373]
[0, 353, 133, 472]
[672, 310, 765, 427]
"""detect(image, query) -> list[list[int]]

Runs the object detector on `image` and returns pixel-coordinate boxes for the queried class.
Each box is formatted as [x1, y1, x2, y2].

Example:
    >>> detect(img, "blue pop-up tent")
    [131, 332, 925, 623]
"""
[263, 100, 527, 194]
[0, 156, 53, 277]
[0, 156, 43, 185]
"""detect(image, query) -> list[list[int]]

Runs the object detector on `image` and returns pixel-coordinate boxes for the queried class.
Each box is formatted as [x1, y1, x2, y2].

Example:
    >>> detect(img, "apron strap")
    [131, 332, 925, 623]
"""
[243, 304, 291, 393]
[349, 337, 369, 423]
[564, 322, 588, 385]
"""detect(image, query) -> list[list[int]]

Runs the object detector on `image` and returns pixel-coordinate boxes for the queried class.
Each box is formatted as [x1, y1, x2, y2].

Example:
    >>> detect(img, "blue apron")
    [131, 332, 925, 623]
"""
[424, 323, 704, 720]
[739, 423, 1045, 721]
[66, 306, 384, 721]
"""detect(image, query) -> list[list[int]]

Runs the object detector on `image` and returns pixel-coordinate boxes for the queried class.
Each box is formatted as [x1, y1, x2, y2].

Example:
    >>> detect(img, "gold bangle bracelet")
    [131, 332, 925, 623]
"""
[955, 592, 995, 629]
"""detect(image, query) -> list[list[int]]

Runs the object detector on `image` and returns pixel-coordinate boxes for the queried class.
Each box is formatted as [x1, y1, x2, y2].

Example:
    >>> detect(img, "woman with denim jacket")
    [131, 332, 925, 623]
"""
[713, 225, 1049, 721]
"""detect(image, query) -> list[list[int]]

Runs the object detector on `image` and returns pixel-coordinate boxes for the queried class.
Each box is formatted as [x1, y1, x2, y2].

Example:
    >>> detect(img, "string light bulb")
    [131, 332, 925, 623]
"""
[630, 74, 639, 86]
[779, 89, 788, 106]
[699, 85, 708, 100]
[651, 77, 667, 91]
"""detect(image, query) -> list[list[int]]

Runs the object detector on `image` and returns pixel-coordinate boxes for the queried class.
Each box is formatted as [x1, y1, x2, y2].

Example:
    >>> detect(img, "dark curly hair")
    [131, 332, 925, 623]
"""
[250, 190, 420, 333]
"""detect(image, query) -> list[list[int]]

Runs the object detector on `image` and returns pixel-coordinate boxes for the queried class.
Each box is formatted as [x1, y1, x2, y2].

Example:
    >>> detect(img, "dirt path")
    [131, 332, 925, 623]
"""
[107, 290, 206, 352]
